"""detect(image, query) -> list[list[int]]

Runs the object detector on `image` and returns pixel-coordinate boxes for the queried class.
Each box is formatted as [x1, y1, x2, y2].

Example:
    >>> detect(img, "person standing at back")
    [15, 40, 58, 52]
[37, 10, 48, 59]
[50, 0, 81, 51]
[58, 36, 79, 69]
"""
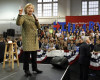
[79, 37, 91, 80]
[16, 3, 42, 77]
[0, 37, 5, 63]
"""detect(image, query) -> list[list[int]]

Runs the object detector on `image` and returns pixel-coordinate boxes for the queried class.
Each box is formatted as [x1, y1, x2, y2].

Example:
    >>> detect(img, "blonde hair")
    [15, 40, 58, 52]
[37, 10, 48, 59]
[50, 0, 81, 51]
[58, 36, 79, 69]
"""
[24, 3, 34, 14]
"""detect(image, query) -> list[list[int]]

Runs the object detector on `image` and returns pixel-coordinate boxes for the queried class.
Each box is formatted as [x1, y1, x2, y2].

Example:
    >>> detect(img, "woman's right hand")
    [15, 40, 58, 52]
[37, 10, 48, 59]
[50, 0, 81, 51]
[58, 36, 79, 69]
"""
[19, 7, 23, 15]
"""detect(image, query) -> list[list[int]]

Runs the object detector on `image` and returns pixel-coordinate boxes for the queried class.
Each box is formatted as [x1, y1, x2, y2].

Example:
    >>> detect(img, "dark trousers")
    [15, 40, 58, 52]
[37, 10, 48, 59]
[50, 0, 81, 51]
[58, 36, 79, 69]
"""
[80, 64, 89, 80]
[23, 51, 37, 71]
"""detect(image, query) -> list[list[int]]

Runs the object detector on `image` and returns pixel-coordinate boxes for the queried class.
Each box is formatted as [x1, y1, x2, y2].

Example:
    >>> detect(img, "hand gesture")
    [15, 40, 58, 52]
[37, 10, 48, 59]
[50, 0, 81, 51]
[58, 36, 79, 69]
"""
[35, 17, 38, 21]
[19, 7, 23, 15]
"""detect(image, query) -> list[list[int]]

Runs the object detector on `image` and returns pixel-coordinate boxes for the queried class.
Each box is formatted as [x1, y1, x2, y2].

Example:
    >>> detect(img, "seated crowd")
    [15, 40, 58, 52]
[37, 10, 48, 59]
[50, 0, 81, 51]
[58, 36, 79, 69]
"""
[38, 24, 100, 52]
[0, 24, 100, 62]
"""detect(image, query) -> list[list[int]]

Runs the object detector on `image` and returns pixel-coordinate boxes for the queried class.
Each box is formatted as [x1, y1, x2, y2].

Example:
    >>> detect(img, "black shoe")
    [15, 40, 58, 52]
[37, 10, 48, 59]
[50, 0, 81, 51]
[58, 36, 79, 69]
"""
[25, 71, 32, 77]
[33, 69, 43, 74]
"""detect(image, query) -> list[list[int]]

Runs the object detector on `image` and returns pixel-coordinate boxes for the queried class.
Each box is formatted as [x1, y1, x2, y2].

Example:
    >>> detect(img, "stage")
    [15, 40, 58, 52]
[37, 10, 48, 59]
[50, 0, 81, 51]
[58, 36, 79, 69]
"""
[0, 63, 64, 80]
[0, 61, 100, 80]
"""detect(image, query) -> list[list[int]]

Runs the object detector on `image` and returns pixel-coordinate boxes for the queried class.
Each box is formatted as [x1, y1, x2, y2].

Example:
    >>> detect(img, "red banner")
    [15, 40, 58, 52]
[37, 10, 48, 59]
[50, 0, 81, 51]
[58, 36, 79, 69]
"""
[66, 15, 100, 26]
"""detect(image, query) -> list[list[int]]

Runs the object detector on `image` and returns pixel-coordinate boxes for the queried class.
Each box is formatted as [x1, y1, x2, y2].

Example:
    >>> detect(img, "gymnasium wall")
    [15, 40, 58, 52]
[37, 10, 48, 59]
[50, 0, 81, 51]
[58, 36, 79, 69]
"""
[0, 0, 27, 34]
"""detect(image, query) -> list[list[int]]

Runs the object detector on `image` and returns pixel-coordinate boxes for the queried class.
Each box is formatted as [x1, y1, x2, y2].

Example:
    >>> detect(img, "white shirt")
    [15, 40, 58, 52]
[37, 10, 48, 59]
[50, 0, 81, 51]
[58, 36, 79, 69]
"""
[80, 31, 85, 36]
[56, 33, 61, 37]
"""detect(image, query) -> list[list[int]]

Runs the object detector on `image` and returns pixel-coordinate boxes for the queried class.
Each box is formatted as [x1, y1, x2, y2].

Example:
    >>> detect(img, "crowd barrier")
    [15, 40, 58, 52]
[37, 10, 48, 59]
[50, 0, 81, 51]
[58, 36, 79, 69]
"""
[36, 49, 100, 70]
[90, 52, 100, 70]
[18, 48, 100, 70]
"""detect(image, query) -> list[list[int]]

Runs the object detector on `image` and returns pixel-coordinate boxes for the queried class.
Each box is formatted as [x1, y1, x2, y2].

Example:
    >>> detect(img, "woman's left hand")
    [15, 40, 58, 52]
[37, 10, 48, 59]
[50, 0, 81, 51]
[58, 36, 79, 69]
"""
[35, 17, 38, 21]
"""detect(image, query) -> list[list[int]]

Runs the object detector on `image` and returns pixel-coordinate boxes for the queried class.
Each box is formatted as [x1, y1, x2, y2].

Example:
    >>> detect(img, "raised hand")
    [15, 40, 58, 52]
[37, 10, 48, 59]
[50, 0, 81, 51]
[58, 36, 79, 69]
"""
[19, 7, 23, 15]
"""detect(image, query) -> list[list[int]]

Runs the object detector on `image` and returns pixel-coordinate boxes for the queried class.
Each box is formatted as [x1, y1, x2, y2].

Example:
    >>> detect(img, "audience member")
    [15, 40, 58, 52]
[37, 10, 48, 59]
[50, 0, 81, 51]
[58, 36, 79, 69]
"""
[94, 39, 100, 52]
[0, 37, 5, 63]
